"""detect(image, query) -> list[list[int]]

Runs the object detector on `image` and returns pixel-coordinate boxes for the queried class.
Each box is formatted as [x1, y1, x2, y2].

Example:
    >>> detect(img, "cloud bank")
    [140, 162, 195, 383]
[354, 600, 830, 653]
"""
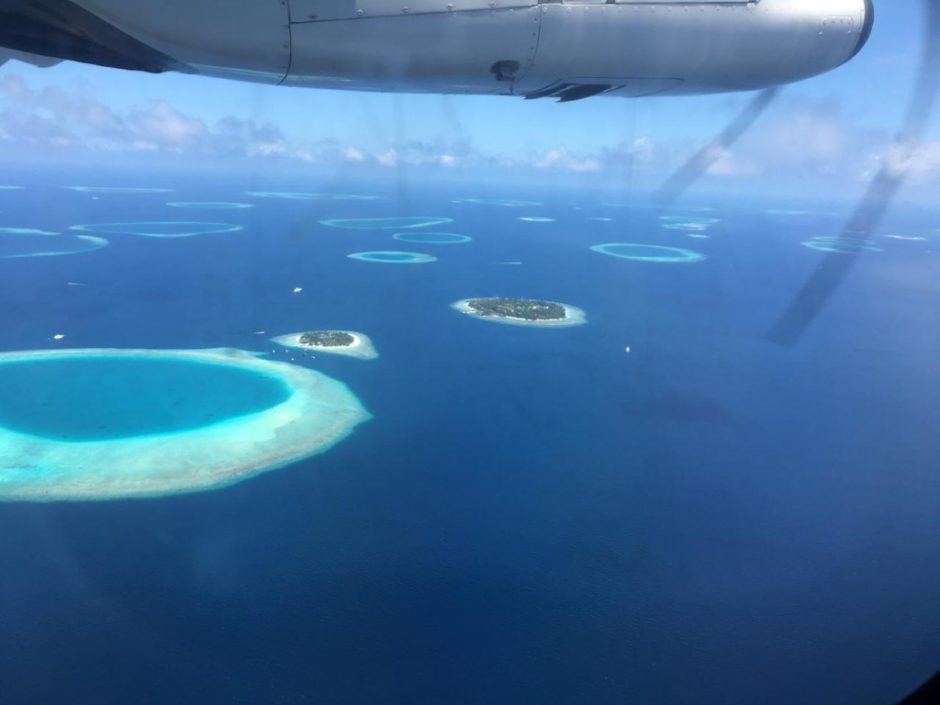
[2, 74, 938, 190]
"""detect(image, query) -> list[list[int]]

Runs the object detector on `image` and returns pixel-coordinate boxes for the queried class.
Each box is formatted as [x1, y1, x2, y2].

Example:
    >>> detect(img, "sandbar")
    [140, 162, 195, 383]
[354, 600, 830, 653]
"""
[1, 231, 107, 259]
[0, 227, 59, 235]
[590, 243, 706, 263]
[451, 297, 586, 328]
[662, 222, 710, 232]
[347, 251, 437, 264]
[452, 198, 542, 207]
[271, 330, 378, 360]
[321, 217, 452, 230]
[168, 201, 254, 209]
[802, 237, 882, 254]
[764, 209, 811, 216]
[70, 221, 243, 238]
[248, 192, 380, 201]
[0, 347, 370, 501]
[65, 186, 173, 193]
[247, 191, 320, 200]
[392, 232, 471, 244]
[659, 215, 720, 225]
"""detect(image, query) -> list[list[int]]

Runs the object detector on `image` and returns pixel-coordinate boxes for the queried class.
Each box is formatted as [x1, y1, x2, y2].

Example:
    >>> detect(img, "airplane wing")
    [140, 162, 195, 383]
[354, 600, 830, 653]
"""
[0, 47, 61, 68]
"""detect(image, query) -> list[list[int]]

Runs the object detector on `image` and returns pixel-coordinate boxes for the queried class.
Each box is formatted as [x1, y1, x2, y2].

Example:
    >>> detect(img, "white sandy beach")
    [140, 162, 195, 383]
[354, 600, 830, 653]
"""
[451, 299, 587, 328]
[271, 331, 379, 360]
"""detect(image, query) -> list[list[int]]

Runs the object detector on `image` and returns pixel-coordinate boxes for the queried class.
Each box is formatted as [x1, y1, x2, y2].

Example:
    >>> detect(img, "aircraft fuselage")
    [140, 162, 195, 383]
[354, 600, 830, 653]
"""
[0, 0, 874, 100]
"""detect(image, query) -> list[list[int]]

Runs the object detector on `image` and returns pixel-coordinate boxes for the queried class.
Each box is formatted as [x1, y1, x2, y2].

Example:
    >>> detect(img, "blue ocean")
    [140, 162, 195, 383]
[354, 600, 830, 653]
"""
[1, 168, 938, 704]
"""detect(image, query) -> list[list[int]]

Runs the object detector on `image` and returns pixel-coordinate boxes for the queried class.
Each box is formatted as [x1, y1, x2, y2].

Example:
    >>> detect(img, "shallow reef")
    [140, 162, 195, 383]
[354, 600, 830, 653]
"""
[70, 221, 243, 238]
[0, 348, 370, 501]
[347, 250, 437, 264]
[590, 243, 706, 263]
[321, 217, 452, 230]
[392, 232, 471, 244]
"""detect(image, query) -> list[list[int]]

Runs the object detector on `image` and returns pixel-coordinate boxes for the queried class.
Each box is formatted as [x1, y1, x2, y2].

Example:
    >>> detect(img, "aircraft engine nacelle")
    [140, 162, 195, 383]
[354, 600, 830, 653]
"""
[2, 0, 874, 99]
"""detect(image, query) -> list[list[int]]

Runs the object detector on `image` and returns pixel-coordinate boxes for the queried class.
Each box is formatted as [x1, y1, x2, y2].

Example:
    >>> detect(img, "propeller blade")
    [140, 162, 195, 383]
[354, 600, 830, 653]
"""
[768, 0, 940, 345]
[895, 670, 940, 705]
[652, 87, 780, 211]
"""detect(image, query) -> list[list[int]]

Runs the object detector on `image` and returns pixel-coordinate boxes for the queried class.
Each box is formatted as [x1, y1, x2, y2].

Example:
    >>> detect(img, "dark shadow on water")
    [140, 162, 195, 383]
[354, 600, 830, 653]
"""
[632, 390, 731, 426]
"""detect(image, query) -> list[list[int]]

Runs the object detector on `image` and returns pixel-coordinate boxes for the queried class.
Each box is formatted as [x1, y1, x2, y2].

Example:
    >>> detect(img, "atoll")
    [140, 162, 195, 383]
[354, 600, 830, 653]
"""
[167, 202, 255, 210]
[248, 192, 380, 201]
[392, 232, 471, 244]
[65, 186, 173, 194]
[321, 217, 453, 230]
[0, 229, 107, 259]
[70, 222, 243, 238]
[0, 348, 370, 501]
[801, 237, 882, 254]
[347, 251, 437, 264]
[590, 243, 706, 263]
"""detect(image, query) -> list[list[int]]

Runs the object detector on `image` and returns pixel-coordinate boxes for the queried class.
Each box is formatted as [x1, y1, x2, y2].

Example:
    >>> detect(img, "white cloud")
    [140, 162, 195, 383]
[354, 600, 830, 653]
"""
[755, 104, 848, 176]
[2, 75, 606, 172]
[534, 147, 601, 172]
[6, 74, 932, 188]
[879, 140, 940, 182]
[706, 147, 760, 177]
[126, 100, 206, 151]
[375, 148, 398, 167]
[343, 145, 365, 162]
[0, 74, 289, 159]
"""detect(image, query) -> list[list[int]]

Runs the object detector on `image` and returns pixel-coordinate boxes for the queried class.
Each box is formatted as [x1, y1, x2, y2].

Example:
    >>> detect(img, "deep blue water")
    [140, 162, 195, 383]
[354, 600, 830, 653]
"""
[0, 356, 289, 440]
[0, 170, 938, 704]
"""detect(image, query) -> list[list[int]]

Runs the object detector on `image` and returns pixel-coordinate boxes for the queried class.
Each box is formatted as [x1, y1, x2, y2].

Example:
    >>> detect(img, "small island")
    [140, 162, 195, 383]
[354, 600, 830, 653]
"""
[451, 297, 586, 328]
[271, 330, 378, 360]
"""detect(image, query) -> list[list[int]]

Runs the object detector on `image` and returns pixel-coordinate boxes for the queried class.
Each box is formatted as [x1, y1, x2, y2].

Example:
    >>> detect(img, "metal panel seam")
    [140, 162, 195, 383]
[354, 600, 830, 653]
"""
[511, 4, 544, 92]
[279, 0, 293, 84]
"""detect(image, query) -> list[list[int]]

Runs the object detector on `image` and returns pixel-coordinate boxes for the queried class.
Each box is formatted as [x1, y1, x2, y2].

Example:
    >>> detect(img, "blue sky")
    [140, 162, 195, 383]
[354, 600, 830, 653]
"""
[0, 0, 937, 200]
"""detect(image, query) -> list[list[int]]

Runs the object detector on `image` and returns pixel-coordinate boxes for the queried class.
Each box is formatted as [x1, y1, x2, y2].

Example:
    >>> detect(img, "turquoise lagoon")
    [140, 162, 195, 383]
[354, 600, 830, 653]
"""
[0, 348, 370, 501]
